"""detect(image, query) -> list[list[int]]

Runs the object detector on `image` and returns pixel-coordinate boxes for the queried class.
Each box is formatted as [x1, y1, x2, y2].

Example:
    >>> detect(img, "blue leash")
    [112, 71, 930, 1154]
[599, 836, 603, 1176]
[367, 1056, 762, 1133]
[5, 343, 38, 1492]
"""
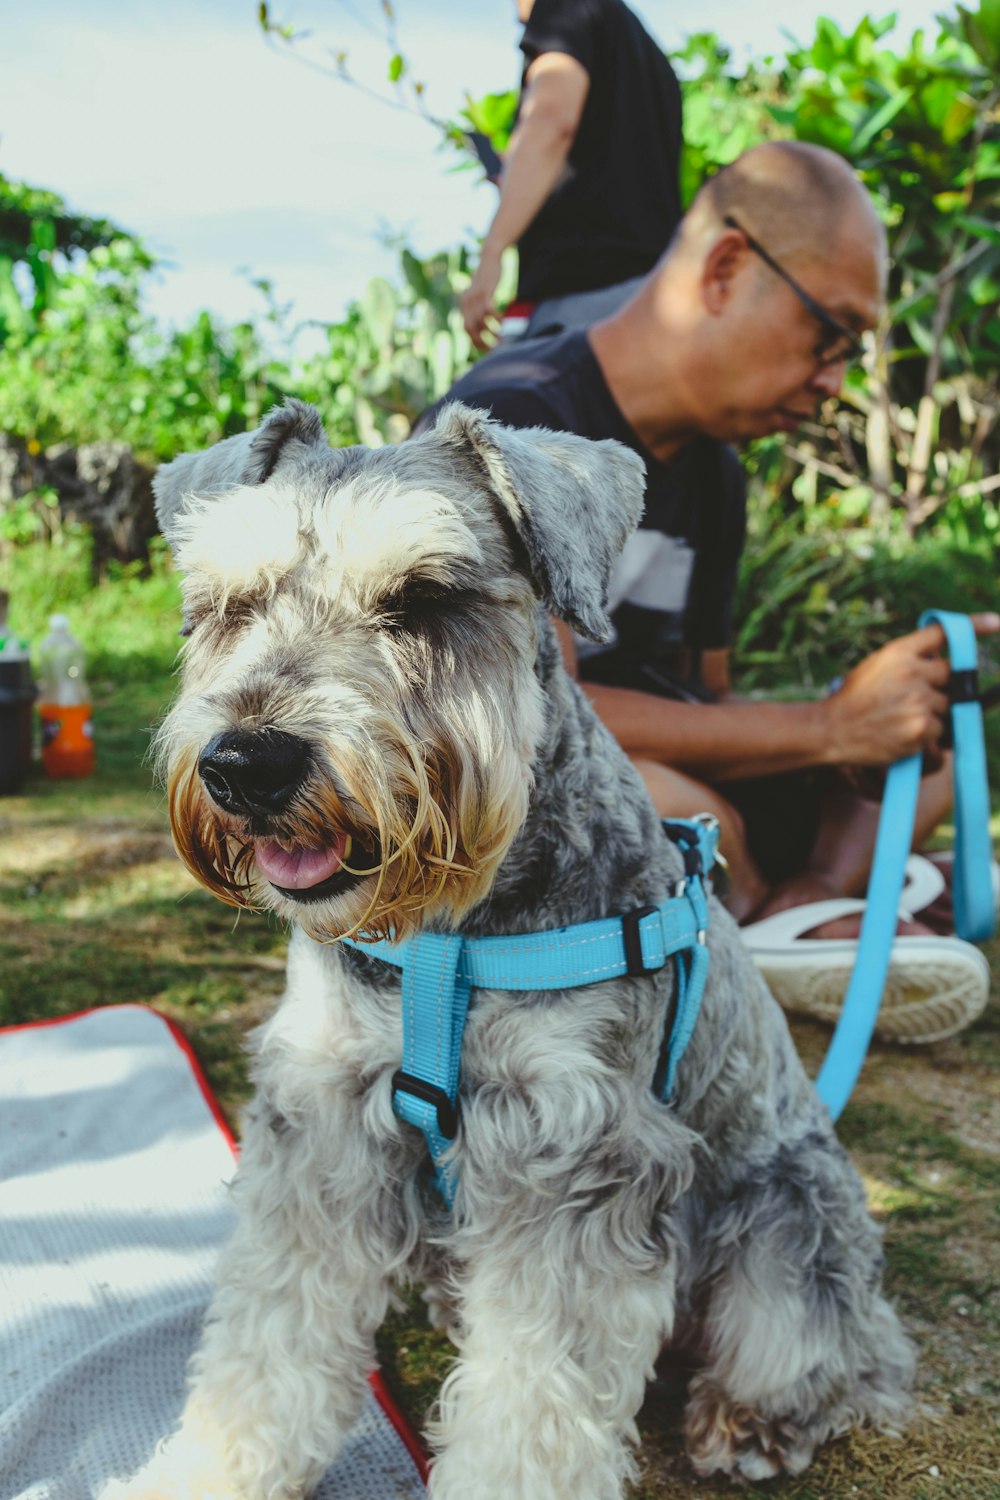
[343, 816, 718, 1208]
[815, 610, 996, 1120]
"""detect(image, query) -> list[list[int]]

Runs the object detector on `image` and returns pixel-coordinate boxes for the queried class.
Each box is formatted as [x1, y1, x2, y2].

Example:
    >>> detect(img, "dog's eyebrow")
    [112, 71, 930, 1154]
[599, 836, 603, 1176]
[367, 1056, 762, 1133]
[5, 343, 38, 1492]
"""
[373, 569, 473, 615]
[378, 573, 452, 599]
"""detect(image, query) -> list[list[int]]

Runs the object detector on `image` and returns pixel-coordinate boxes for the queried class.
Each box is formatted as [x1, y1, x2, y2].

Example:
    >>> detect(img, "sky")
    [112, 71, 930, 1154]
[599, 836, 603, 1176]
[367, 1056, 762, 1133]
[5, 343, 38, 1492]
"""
[3, 0, 950, 344]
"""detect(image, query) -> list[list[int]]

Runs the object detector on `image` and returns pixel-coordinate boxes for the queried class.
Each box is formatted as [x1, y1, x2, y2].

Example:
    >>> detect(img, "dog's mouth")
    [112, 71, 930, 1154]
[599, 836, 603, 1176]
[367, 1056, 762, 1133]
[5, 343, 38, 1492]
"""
[252, 831, 382, 903]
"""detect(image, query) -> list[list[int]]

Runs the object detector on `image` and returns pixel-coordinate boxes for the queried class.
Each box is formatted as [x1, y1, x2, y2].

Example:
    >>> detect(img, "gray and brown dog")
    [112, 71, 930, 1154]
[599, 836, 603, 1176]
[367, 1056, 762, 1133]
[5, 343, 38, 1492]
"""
[135, 398, 913, 1500]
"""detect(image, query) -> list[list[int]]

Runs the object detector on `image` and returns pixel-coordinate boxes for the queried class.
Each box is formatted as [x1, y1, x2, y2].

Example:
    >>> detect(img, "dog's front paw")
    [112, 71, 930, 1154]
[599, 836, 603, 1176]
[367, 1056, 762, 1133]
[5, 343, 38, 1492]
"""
[98, 1439, 247, 1500]
[100, 1484, 189, 1500]
[98, 1478, 188, 1500]
[99, 1475, 240, 1500]
[684, 1374, 816, 1481]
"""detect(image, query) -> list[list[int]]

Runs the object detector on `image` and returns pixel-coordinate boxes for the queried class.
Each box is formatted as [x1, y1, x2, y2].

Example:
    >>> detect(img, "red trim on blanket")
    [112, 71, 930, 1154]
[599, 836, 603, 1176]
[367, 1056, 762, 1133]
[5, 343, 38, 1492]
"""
[368, 1369, 432, 1483]
[157, 1011, 240, 1156]
[0, 1002, 431, 1488]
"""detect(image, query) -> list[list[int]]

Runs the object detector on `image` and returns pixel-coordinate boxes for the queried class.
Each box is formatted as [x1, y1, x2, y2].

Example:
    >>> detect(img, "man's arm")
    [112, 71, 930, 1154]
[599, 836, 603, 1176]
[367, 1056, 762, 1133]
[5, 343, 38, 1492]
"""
[558, 618, 1000, 783]
[461, 51, 589, 350]
[579, 679, 834, 782]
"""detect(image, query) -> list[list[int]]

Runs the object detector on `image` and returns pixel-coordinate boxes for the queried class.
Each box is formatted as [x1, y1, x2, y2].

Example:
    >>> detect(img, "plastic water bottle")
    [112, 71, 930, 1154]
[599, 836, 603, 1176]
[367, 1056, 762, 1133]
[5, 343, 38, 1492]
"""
[37, 614, 95, 778]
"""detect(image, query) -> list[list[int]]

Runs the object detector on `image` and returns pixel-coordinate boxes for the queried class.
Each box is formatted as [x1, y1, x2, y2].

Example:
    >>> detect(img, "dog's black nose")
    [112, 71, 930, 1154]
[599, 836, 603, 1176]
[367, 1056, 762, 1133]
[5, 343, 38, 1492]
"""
[198, 729, 311, 816]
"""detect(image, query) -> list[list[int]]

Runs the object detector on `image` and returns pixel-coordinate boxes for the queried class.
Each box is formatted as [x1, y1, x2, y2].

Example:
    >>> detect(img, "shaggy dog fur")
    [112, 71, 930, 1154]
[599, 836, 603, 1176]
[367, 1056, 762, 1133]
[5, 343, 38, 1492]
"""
[119, 399, 914, 1500]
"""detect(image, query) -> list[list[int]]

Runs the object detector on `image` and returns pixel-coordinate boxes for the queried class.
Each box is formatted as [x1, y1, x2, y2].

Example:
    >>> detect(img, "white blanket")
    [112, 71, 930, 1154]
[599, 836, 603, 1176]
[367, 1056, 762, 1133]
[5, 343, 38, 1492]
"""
[0, 1005, 426, 1500]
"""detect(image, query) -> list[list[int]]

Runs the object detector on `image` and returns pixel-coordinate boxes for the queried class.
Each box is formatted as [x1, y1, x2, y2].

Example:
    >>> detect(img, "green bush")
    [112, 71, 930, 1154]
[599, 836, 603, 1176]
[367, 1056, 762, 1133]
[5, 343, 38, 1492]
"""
[734, 489, 1000, 690]
[0, 529, 181, 685]
[0, 232, 296, 461]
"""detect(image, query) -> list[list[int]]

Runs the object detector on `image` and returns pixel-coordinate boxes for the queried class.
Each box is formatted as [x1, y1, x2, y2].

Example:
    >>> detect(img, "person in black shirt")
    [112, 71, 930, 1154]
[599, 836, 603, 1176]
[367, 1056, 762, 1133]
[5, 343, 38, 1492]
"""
[418, 142, 999, 991]
[461, 0, 683, 348]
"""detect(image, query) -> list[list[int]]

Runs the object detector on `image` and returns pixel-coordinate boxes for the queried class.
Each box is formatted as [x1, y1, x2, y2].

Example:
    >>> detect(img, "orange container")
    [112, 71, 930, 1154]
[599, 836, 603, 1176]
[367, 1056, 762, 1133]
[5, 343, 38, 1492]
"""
[39, 702, 95, 778]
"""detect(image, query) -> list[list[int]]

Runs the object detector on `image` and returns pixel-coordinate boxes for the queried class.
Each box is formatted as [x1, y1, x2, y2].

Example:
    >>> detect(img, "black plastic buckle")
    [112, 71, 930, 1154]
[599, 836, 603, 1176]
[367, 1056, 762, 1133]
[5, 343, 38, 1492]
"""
[391, 1070, 459, 1139]
[622, 905, 662, 977]
[941, 669, 981, 748]
[661, 821, 703, 878]
[949, 668, 979, 705]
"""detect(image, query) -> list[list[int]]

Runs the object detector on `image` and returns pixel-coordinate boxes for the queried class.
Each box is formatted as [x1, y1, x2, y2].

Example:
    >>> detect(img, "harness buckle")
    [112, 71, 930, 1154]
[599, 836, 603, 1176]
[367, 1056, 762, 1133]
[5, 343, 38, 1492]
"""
[663, 827, 703, 879]
[391, 1069, 460, 1140]
[621, 905, 662, 977]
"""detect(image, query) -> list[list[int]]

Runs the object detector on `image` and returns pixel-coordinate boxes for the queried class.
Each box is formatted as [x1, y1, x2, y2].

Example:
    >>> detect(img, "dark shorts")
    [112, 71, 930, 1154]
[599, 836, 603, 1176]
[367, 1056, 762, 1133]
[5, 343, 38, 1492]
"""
[723, 772, 824, 886]
[579, 656, 824, 884]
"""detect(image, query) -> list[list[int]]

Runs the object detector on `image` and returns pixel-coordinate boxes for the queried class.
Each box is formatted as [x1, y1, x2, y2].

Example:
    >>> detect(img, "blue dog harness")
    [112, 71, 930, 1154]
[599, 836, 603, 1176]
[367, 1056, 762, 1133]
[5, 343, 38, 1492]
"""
[342, 610, 994, 1193]
[343, 816, 719, 1207]
[815, 609, 996, 1120]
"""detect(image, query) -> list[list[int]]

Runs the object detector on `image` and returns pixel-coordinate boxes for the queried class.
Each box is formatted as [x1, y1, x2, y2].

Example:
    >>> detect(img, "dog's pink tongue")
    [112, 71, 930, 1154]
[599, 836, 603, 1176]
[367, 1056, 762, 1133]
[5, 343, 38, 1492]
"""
[254, 835, 348, 889]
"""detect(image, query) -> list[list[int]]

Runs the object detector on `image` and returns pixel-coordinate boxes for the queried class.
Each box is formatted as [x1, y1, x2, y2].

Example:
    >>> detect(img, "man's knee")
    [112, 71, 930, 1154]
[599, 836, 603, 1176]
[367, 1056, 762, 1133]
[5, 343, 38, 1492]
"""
[630, 756, 747, 847]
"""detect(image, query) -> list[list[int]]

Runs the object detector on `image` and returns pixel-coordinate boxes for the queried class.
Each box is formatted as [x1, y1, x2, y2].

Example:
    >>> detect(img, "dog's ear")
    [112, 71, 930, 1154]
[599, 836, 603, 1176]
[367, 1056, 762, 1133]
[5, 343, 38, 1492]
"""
[430, 402, 646, 642]
[153, 399, 328, 551]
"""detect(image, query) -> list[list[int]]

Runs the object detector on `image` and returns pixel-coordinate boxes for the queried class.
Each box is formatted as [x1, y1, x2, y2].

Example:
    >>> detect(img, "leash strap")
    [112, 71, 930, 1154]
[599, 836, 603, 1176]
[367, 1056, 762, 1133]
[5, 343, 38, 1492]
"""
[815, 609, 995, 1120]
[813, 751, 922, 1120]
[346, 817, 719, 1200]
[924, 610, 996, 943]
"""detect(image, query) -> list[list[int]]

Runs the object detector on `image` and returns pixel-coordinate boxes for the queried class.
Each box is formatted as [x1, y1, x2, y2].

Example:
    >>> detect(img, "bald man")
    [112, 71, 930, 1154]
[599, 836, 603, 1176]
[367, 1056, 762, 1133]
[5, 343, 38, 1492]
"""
[417, 141, 998, 1033]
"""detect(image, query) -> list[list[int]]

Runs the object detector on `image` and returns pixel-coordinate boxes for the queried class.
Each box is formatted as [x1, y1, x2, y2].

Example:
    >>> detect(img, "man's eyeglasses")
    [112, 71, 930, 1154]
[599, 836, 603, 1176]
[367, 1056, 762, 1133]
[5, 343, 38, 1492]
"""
[723, 215, 864, 369]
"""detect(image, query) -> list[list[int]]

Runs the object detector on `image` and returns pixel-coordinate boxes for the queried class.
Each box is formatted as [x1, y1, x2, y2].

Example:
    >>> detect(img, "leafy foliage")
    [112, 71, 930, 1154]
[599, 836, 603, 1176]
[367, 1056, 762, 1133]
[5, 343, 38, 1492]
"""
[671, 34, 786, 204]
[0, 228, 295, 460]
[292, 244, 489, 447]
[773, 7, 1000, 536]
[0, 170, 141, 345]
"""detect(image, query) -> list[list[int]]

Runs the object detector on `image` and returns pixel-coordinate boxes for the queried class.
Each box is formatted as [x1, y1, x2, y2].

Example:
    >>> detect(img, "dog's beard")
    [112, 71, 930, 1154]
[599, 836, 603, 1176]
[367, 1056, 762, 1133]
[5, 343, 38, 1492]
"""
[164, 731, 524, 943]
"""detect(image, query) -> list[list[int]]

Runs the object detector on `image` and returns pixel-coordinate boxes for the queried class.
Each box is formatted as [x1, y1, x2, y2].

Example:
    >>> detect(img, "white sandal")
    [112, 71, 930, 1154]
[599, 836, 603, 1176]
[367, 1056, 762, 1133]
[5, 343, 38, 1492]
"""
[901, 852, 1000, 922]
[900, 854, 947, 917]
[740, 894, 991, 1043]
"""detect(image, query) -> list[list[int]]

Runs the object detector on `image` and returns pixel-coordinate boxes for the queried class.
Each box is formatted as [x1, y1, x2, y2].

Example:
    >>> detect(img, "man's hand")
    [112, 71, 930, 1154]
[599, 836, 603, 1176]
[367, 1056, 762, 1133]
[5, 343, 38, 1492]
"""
[824, 612, 1000, 771]
[461, 246, 504, 350]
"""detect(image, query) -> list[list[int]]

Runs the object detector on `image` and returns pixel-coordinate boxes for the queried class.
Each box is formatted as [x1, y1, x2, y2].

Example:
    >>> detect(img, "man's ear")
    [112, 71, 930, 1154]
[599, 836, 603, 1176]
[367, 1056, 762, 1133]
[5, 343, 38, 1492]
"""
[428, 402, 646, 642]
[152, 399, 328, 551]
[702, 226, 750, 315]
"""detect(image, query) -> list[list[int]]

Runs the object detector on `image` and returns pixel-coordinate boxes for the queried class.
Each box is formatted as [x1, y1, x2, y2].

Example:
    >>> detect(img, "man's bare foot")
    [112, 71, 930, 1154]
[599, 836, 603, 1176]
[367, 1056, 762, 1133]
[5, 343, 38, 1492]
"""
[906, 851, 958, 935]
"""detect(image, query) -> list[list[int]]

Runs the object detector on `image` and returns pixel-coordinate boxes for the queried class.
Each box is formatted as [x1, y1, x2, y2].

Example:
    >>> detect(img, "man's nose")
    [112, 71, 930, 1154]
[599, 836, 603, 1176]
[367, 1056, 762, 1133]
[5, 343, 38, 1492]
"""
[808, 359, 848, 399]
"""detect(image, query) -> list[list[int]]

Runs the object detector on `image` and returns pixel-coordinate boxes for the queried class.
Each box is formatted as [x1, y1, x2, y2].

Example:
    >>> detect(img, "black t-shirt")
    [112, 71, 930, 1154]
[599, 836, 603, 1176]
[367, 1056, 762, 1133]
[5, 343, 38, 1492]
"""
[413, 330, 746, 680]
[516, 0, 684, 302]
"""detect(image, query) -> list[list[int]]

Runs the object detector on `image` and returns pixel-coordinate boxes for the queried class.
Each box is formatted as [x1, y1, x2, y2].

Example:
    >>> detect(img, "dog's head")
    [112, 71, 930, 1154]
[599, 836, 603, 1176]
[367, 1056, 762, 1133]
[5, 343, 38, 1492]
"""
[154, 398, 644, 942]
